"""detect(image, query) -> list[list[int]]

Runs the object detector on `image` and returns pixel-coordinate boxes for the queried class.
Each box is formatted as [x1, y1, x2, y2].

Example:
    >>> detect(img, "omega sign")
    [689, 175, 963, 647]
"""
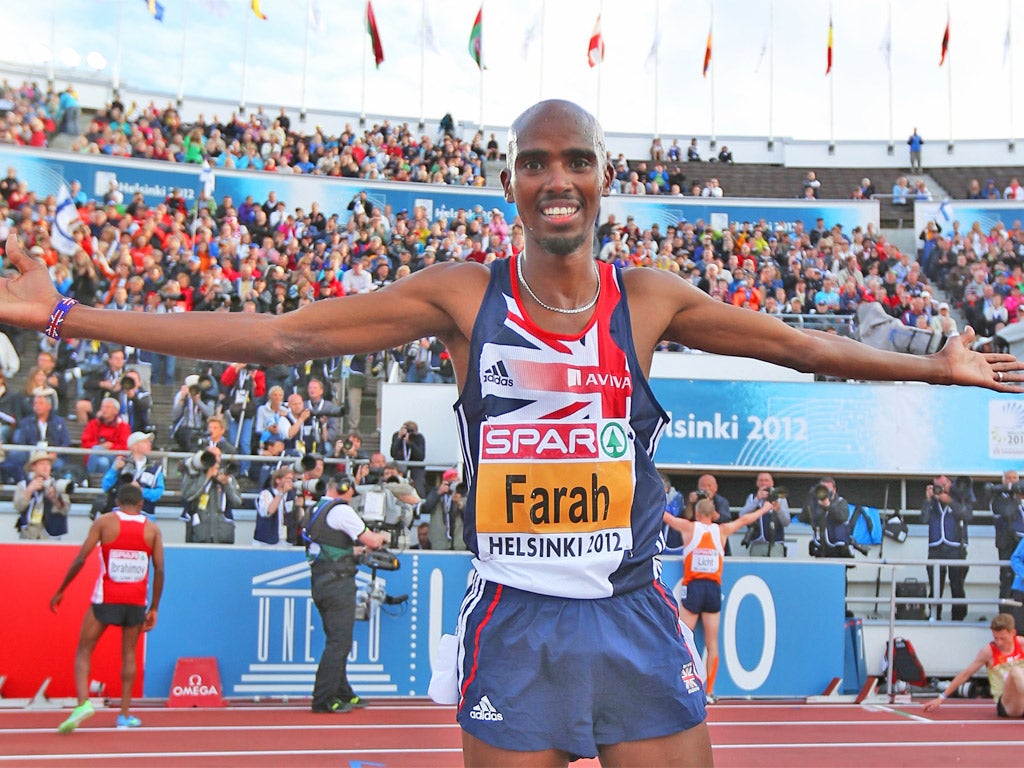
[172, 673, 220, 698]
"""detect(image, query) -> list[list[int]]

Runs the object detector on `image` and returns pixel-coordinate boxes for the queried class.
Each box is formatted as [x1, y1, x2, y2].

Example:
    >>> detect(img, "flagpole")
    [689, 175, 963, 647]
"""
[652, 0, 660, 138]
[887, 0, 894, 152]
[361, 4, 368, 125]
[479, 2, 484, 131]
[420, 0, 427, 128]
[239, 8, 251, 114]
[946, 3, 953, 151]
[709, 0, 716, 151]
[299, 0, 312, 120]
[113, 0, 124, 98]
[48, 0, 56, 89]
[177, 0, 191, 108]
[596, 1, 603, 124]
[829, 3, 835, 153]
[768, 0, 774, 148]
[1009, 0, 1015, 149]
[538, 1, 545, 102]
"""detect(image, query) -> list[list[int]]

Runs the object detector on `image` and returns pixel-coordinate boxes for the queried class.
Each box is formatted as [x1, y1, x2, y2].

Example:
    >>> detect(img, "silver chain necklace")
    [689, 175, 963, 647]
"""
[516, 253, 601, 315]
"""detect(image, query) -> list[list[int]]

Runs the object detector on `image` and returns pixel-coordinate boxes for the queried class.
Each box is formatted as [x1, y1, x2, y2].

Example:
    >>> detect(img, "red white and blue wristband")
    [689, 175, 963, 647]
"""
[44, 297, 78, 341]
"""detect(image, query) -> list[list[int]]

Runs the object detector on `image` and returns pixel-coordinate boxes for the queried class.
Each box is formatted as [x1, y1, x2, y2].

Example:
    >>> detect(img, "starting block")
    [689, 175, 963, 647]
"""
[167, 657, 225, 707]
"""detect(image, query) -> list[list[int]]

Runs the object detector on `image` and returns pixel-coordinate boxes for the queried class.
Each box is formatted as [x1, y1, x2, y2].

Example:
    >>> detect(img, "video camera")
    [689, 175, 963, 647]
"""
[353, 480, 417, 549]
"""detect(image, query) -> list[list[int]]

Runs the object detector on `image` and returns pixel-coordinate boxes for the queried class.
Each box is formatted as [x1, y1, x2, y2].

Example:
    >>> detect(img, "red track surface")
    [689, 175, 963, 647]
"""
[0, 698, 1017, 767]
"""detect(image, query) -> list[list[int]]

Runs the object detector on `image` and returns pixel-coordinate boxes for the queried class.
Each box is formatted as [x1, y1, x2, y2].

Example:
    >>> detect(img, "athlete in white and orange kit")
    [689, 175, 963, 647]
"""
[50, 484, 164, 732]
[664, 497, 773, 703]
[2, 99, 1021, 766]
[924, 613, 1024, 717]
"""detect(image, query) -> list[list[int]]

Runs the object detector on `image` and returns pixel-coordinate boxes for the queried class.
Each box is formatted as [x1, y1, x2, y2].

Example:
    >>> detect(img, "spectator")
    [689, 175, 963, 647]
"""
[8, 391, 72, 482]
[687, 138, 702, 162]
[80, 396, 130, 475]
[410, 521, 433, 549]
[983, 178, 1003, 199]
[805, 477, 853, 558]
[253, 466, 297, 547]
[255, 385, 289, 449]
[118, 370, 152, 435]
[907, 127, 924, 172]
[424, 468, 466, 550]
[181, 443, 242, 544]
[650, 136, 665, 162]
[914, 179, 933, 201]
[170, 374, 216, 452]
[13, 449, 71, 539]
[220, 362, 265, 473]
[802, 171, 821, 199]
[738, 472, 790, 557]
[305, 376, 342, 455]
[390, 419, 426, 497]
[99, 431, 164, 518]
[701, 178, 723, 198]
[921, 475, 972, 621]
[1005, 177, 1024, 201]
[989, 471, 1024, 616]
[966, 178, 984, 199]
[716, 146, 733, 164]
[622, 171, 646, 195]
[892, 175, 910, 205]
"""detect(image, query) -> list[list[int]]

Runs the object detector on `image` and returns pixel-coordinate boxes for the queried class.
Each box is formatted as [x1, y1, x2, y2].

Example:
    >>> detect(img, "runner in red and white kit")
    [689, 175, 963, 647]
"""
[50, 484, 164, 732]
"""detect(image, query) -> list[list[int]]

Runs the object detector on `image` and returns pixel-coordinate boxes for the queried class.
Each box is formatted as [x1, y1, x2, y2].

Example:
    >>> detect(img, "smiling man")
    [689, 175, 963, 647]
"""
[0, 100, 1021, 767]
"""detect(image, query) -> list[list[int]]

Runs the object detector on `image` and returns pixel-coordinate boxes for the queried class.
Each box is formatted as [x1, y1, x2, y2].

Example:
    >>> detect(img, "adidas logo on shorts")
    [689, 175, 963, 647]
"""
[469, 695, 504, 721]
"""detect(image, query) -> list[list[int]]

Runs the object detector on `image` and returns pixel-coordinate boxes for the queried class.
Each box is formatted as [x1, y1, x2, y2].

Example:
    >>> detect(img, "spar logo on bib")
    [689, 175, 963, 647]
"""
[600, 422, 628, 459]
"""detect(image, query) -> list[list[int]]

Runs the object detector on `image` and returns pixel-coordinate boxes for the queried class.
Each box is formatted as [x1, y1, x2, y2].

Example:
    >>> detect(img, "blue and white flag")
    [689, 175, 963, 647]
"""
[51, 185, 81, 256]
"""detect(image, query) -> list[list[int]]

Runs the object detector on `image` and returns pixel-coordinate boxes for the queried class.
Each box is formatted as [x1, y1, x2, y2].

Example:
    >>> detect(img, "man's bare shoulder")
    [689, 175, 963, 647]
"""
[620, 264, 699, 298]
[377, 260, 491, 300]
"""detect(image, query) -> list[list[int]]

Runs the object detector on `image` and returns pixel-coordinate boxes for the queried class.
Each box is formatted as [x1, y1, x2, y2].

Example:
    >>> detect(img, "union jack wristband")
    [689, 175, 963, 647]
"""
[44, 297, 78, 341]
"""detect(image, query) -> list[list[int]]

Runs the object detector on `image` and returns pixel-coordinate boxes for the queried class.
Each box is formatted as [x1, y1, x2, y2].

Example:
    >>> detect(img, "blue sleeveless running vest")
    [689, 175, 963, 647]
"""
[454, 256, 669, 598]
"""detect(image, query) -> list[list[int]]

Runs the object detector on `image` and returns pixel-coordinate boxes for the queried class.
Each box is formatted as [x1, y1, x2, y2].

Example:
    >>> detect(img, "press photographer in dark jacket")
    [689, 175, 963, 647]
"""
[922, 474, 973, 621]
[989, 470, 1024, 607]
[806, 476, 852, 558]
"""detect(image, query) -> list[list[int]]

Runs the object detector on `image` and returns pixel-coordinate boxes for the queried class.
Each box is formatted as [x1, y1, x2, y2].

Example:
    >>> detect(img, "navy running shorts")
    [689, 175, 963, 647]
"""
[454, 571, 707, 758]
[91, 603, 147, 627]
[996, 696, 1024, 718]
[680, 579, 722, 615]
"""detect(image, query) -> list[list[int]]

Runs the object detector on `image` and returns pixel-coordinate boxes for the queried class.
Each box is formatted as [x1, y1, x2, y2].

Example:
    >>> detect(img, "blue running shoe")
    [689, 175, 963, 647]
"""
[116, 714, 142, 729]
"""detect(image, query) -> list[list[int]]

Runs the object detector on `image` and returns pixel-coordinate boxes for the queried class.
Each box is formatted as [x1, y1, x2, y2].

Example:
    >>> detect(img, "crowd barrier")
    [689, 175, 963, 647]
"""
[0, 544, 847, 702]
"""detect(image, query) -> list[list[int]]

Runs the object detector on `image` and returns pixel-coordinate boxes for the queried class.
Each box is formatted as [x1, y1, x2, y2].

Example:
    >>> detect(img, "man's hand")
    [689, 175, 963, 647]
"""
[939, 326, 1024, 391]
[49, 591, 63, 613]
[113, 455, 127, 470]
[922, 697, 942, 713]
[143, 608, 158, 632]
[0, 235, 63, 330]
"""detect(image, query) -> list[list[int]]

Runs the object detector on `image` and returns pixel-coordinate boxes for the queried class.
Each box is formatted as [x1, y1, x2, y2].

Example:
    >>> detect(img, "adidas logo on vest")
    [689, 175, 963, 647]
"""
[482, 361, 514, 387]
[469, 695, 504, 721]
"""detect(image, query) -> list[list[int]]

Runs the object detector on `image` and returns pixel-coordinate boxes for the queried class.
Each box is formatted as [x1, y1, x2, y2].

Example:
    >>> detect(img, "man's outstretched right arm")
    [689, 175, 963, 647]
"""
[1, 235, 482, 367]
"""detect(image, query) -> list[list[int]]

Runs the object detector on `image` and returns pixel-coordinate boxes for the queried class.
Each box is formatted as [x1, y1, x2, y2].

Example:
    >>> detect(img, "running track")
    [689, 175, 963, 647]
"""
[0, 699, 1017, 767]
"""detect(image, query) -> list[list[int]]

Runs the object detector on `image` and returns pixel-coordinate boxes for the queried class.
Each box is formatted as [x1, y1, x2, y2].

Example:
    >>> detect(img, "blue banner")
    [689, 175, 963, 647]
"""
[651, 379, 1023, 476]
[144, 546, 845, 700]
[0, 147, 878, 236]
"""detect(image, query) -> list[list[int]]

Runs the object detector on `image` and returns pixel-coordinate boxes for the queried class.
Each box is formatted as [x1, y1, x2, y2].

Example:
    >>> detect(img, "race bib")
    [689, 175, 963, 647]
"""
[691, 548, 719, 574]
[108, 549, 148, 582]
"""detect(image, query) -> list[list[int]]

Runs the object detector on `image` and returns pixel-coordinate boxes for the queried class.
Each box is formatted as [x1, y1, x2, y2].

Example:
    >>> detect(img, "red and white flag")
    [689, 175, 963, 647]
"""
[587, 14, 605, 68]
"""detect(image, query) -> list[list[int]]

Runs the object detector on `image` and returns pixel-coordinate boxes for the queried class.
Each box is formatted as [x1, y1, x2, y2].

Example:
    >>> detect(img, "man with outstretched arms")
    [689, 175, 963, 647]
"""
[2, 100, 1021, 766]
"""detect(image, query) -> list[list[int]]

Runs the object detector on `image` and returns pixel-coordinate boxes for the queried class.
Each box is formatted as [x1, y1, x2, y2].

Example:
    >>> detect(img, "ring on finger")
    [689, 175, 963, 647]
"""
[998, 371, 1005, 382]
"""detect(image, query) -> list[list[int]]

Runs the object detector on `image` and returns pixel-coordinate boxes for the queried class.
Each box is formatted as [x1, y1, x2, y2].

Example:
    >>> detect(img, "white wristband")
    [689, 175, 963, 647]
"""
[937, 692, 947, 701]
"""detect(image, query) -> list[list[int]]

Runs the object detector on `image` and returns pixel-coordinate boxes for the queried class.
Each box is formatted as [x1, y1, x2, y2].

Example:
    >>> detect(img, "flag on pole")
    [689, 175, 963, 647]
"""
[703, 26, 712, 77]
[1004, 21, 1011, 66]
[144, 0, 165, 21]
[251, 0, 267, 20]
[521, 6, 543, 59]
[366, 1, 384, 68]
[587, 15, 605, 68]
[469, 6, 483, 69]
[826, 15, 833, 74]
[308, 0, 326, 35]
[646, 28, 661, 69]
[939, 16, 950, 66]
[52, 185, 82, 256]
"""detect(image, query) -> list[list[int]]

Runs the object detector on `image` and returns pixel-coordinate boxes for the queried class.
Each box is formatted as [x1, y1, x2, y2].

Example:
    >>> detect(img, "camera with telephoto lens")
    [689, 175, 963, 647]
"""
[188, 374, 216, 398]
[185, 449, 218, 473]
[985, 480, 1024, 496]
[296, 478, 326, 496]
[766, 486, 788, 502]
[120, 375, 136, 391]
[814, 483, 831, 501]
[43, 477, 76, 495]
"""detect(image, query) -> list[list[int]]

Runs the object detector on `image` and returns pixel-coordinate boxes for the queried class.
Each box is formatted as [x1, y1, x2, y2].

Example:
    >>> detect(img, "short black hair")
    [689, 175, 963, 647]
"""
[116, 483, 144, 507]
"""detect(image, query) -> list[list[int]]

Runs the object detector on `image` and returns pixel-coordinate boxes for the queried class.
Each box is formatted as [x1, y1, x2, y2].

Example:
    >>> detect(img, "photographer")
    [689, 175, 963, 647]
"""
[989, 470, 1024, 608]
[805, 476, 853, 558]
[116, 370, 152, 435]
[306, 475, 389, 714]
[424, 469, 466, 551]
[220, 362, 265, 476]
[922, 474, 973, 621]
[739, 472, 791, 557]
[170, 374, 215, 452]
[14, 450, 71, 539]
[253, 467, 297, 547]
[332, 431, 367, 474]
[684, 474, 733, 555]
[390, 420, 426, 497]
[180, 444, 242, 545]
[98, 431, 164, 518]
